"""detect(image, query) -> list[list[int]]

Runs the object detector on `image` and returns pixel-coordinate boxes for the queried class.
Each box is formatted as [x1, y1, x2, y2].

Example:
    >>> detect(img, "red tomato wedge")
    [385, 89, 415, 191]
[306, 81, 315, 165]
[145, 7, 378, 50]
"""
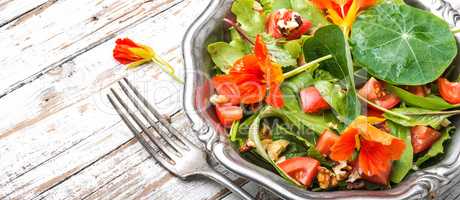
[316, 129, 339, 155]
[278, 157, 320, 187]
[300, 87, 330, 113]
[407, 86, 428, 97]
[438, 78, 460, 104]
[373, 93, 401, 110]
[411, 125, 441, 154]
[215, 105, 243, 127]
[359, 78, 400, 109]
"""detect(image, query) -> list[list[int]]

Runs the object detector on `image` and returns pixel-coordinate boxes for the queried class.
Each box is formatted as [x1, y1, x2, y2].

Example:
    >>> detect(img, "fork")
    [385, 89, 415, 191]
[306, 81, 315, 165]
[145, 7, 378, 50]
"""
[107, 78, 254, 200]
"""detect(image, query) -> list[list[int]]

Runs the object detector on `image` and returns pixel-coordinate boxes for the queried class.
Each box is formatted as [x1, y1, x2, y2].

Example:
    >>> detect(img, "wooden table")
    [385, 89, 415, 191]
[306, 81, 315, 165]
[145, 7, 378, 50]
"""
[0, 0, 460, 200]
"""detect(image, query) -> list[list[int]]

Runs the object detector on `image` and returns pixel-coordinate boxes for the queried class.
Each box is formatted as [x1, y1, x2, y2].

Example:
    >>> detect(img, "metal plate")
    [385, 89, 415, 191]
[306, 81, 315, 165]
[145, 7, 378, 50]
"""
[182, 1, 460, 199]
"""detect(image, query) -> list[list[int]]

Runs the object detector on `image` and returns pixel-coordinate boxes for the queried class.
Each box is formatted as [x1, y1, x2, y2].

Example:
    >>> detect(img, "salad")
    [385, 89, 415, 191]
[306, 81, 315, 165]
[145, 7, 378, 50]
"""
[207, 0, 460, 191]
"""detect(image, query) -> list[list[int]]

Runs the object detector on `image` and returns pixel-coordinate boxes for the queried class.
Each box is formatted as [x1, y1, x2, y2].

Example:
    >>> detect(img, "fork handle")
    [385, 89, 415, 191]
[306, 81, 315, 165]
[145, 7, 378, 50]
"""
[199, 168, 254, 200]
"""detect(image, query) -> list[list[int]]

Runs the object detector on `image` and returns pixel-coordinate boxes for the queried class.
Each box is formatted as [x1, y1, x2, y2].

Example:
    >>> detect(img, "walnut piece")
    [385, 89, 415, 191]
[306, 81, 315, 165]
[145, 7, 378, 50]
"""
[317, 167, 339, 189]
[261, 139, 289, 161]
[332, 161, 352, 181]
[209, 94, 230, 105]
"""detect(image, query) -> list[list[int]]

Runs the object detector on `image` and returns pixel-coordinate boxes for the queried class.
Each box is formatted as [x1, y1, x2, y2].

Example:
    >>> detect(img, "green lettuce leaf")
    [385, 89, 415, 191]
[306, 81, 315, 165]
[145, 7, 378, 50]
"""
[231, 0, 266, 37]
[387, 121, 413, 183]
[415, 126, 455, 166]
[351, 4, 457, 85]
[304, 25, 360, 123]
[207, 42, 245, 73]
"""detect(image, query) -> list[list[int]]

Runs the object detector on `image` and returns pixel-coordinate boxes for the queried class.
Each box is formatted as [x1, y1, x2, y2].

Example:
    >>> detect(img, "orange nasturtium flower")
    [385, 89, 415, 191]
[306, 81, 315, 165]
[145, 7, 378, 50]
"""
[330, 116, 406, 177]
[212, 35, 285, 108]
[311, 0, 376, 35]
[113, 38, 183, 83]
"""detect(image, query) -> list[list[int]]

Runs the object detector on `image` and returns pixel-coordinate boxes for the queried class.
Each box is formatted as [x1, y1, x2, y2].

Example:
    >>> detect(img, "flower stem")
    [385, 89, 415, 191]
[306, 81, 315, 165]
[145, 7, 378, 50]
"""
[357, 94, 411, 120]
[451, 27, 460, 34]
[151, 57, 184, 84]
[224, 18, 255, 45]
[283, 54, 333, 79]
[403, 110, 460, 116]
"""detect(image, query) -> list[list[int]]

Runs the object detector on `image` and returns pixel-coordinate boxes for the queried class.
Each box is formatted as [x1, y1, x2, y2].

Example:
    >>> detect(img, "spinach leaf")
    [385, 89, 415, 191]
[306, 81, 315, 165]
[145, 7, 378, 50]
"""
[388, 85, 460, 110]
[304, 25, 360, 123]
[271, 108, 334, 135]
[290, 0, 329, 28]
[351, 4, 457, 85]
[231, 0, 266, 37]
[273, 125, 313, 147]
[387, 121, 413, 183]
[415, 126, 455, 166]
[384, 108, 453, 129]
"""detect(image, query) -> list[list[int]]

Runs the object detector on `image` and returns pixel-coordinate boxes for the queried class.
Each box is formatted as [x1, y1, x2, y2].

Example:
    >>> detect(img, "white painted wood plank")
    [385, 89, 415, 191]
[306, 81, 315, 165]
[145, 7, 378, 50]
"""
[0, 0, 48, 26]
[0, 0, 224, 199]
[0, 0, 204, 186]
[0, 0, 182, 97]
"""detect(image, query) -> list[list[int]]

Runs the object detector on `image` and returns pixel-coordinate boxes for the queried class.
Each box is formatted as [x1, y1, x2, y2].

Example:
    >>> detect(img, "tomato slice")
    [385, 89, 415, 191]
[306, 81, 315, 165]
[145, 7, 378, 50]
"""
[411, 125, 441, 154]
[300, 87, 330, 113]
[315, 129, 339, 155]
[215, 105, 243, 127]
[438, 78, 460, 104]
[278, 157, 320, 187]
[373, 93, 401, 109]
[359, 77, 386, 100]
[359, 78, 400, 109]
[265, 9, 311, 40]
[407, 86, 428, 97]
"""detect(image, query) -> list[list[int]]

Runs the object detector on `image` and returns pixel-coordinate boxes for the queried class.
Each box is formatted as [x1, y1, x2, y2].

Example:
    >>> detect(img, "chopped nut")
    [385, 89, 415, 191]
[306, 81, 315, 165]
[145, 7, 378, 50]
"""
[259, 123, 271, 139]
[317, 167, 339, 189]
[332, 161, 352, 181]
[209, 94, 230, 105]
[347, 169, 361, 183]
[266, 140, 289, 161]
[239, 139, 256, 153]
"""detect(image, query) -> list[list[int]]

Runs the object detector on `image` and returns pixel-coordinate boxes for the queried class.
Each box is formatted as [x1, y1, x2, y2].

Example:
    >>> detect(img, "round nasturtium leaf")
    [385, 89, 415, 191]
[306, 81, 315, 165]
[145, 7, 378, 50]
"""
[350, 4, 457, 85]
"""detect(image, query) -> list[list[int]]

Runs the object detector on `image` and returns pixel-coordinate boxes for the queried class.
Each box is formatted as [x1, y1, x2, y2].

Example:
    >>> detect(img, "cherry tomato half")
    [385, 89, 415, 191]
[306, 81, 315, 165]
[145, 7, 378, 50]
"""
[278, 157, 320, 187]
[438, 78, 460, 104]
[411, 125, 441, 154]
[315, 129, 339, 156]
[300, 86, 330, 113]
[215, 105, 243, 127]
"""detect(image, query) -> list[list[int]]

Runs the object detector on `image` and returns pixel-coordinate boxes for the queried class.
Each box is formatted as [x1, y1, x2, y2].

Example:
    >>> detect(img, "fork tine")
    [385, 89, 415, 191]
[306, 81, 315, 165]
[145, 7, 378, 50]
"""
[107, 94, 176, 169]
[109, 88, 181, 160]
[117, 80, 187, 153]
[122, 77, 194, 147]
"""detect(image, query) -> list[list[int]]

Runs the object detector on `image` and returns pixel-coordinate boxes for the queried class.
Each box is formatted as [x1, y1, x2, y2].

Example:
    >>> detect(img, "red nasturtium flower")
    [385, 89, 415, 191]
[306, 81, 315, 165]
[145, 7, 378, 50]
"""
[113, 38, 155, 68]
[113, 38, 183, 83]
[330, 116, 406, 177]
[311, 0, 376, 35]
[212, 35, 285, 108]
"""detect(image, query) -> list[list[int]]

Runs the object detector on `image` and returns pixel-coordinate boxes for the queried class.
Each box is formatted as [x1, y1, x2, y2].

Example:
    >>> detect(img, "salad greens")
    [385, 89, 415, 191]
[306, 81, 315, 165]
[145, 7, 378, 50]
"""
[207, 0, 459, 192]
[351, 4, 457, 85]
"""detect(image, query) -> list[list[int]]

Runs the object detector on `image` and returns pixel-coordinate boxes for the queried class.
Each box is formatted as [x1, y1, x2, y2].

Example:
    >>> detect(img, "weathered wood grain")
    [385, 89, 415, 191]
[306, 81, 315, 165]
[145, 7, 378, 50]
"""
[0, 0, 183, 98]
[0, 0, 201, 188]
[0, 0, 48, 27]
